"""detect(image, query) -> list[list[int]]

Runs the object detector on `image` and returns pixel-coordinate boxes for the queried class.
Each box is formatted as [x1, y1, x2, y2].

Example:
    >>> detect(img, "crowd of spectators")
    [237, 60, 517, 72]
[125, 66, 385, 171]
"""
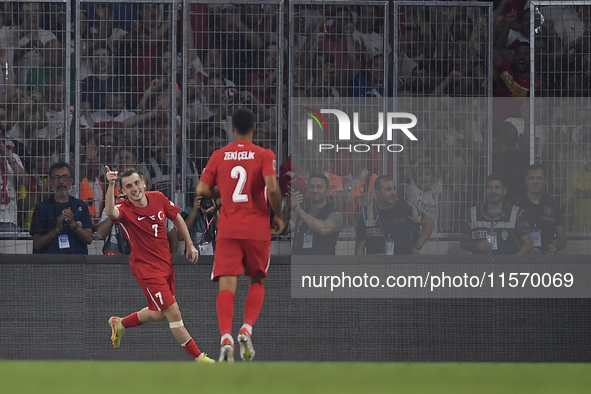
[0, 1, 589, 255]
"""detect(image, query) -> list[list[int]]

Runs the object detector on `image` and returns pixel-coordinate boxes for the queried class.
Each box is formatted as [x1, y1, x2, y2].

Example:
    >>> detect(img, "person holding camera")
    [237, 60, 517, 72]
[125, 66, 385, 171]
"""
[286, 173, 344, 255]
[355, 175, 434, 256]
[29, 161, 94, 254]
[181, 195, 219, 255]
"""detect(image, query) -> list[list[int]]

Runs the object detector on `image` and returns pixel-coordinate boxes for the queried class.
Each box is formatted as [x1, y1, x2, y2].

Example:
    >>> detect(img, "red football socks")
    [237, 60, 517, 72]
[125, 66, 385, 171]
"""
[216, 290, 235, 336]
[243, 284, 265, 328]
[121, 312, 142, 329]
[181, 338, 202, 359]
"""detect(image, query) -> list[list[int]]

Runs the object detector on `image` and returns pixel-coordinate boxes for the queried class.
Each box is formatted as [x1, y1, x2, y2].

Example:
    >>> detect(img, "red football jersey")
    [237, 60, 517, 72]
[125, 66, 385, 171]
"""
[114, 191, 179, 277]
[200, 140, 276, 241]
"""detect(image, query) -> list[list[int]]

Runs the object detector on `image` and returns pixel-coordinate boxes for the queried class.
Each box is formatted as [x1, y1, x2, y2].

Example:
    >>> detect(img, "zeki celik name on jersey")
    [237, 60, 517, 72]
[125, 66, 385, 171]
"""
[224, 151, 256, 161]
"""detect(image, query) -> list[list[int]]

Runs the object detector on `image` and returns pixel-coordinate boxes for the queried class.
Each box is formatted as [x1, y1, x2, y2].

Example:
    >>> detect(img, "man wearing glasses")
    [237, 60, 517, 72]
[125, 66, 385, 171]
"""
[29, 162, 94, 254]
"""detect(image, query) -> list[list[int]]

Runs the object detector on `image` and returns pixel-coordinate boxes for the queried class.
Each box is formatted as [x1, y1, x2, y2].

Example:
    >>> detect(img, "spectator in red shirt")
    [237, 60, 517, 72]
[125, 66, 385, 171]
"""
[493, 42, 545, 124]
[495, 42, 543, 97]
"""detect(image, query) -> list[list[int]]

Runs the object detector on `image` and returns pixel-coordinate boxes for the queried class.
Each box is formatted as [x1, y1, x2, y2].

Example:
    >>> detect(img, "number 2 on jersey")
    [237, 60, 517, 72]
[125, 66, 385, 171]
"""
[231, 165, 248, 202]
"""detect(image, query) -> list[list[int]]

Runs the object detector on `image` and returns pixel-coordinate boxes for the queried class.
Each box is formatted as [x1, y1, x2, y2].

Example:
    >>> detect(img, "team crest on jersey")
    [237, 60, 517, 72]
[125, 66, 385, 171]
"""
[501, 231, 508, 240]
[544, 206, 554, 216]
[137, 210, 165, 222]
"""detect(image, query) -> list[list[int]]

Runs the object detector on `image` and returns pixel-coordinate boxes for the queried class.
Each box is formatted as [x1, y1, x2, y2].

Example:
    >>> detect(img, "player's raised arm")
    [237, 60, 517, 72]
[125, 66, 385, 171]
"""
[105, 166, 120, 221]
[265, 174, 285, 234]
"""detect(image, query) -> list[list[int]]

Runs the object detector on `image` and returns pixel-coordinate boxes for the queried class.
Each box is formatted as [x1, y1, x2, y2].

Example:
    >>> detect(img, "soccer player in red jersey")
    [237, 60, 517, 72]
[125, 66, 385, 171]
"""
[197, 108, 285, 362]
[104, 166, 214, 363]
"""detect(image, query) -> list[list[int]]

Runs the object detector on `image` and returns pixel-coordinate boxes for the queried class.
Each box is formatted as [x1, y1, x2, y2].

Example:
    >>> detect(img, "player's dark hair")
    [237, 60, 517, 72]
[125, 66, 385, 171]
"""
[117, 167, 149, 190]
[527, 163, 547, 178]
[49, 161, 73, 178]
[485, 173, 505, 188]
[308, 173, 329, 189]
[118, 168, 149, 189]
[374, 175, 393, 191]
[120, 167, 139, 180]
[232, 108, 256, 135]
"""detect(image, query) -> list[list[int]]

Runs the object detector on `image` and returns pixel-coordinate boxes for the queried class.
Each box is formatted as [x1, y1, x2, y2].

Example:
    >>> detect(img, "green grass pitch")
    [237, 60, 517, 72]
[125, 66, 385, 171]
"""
[2, 361, 591, 394]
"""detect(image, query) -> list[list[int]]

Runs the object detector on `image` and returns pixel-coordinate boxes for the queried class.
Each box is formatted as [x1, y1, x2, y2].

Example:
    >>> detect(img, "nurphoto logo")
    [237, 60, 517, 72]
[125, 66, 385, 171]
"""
[304, 108, 418, 153]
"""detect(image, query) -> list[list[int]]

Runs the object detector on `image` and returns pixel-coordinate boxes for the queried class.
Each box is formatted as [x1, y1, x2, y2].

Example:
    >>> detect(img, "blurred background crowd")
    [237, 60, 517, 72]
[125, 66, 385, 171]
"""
[1, 0, 591, 254]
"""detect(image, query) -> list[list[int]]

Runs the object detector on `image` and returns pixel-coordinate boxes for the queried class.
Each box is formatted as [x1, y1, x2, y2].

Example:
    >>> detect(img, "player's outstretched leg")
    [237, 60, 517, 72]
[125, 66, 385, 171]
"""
[108, 316, 125, 348]
[219, 334, 235, 362]
[164, 303, 215, 363]
[108, 311, 144, 348]
[196, 352, 215, 363]
[237, 324, 255, 361]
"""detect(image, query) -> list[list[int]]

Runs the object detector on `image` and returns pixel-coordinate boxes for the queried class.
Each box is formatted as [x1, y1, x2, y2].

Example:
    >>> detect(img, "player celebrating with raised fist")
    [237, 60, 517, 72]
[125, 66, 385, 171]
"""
[104, 166, 214, 363]
[197, 108, 284, 362]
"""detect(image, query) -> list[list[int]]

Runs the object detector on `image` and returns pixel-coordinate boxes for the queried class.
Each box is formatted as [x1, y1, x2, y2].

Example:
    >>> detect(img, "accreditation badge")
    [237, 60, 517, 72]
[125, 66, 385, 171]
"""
[531, 230, 542, 247]
[58, 234, 70, 249]
[385, 240, 394, 255]
[303, 234, 313, 249]
[199, 242, 214, 255]
[486, 234, 498, 250]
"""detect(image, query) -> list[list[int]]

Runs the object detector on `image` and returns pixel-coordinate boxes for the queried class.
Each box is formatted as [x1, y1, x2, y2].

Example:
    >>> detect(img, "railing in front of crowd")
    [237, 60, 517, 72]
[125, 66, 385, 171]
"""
[3, 1, 591, 253]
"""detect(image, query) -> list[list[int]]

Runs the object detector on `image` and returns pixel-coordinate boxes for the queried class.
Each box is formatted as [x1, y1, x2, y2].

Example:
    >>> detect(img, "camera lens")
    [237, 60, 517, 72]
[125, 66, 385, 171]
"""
[201, 198, 213, 210]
